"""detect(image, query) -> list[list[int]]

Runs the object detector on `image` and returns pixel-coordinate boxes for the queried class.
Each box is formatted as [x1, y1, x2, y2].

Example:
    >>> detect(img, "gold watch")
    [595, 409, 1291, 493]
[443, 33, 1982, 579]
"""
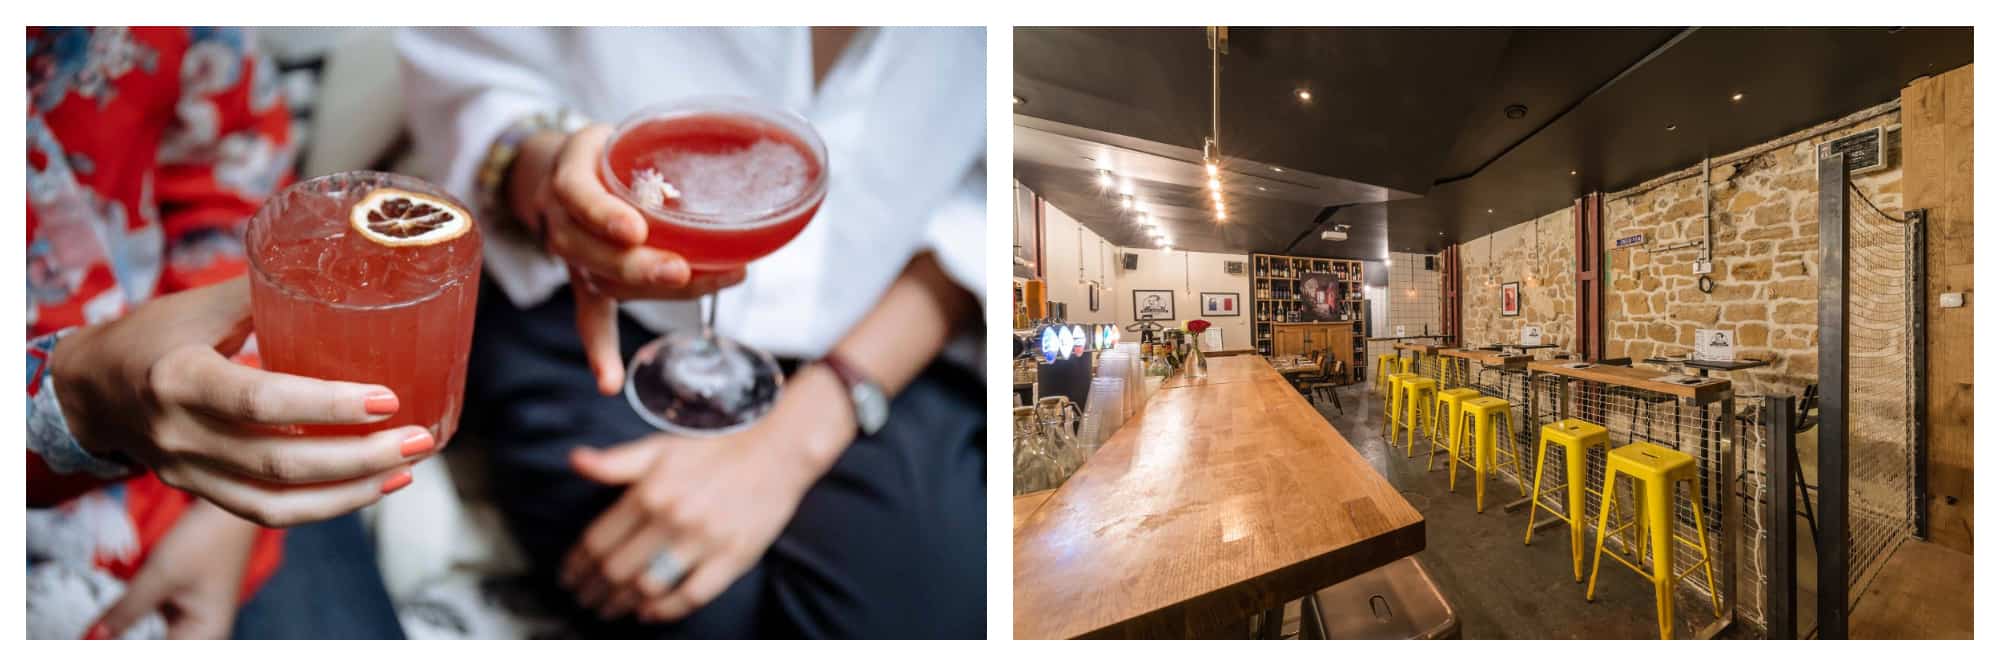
[476, 108, 589, 245]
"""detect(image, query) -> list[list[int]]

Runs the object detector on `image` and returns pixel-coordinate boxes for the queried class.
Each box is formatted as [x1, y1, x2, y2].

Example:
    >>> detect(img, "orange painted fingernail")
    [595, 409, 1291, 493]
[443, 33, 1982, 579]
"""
[83, 623, 110, 640]
[363, 391, 400, 415]
[380, 471, 413, 494]
[399, 430, 436, 458]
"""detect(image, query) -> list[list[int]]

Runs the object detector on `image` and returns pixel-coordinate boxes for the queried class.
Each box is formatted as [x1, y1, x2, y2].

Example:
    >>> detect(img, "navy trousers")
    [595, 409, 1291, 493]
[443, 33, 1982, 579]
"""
[461, 279, 986, 638]
[230, 513, 407, 639]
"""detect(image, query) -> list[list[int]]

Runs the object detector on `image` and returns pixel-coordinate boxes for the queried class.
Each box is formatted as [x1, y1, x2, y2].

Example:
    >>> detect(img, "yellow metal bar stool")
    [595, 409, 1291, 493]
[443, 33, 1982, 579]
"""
[1449, 396, 1524, 512]
[1382, 372, 1417, 438]
[1523, 418, 1611, 581]
[1585, 442, 1723, 640]
[1427, 388, 1481, 470]
[1374, 354, 1402, 395]
[1398, 376, 1439, 457]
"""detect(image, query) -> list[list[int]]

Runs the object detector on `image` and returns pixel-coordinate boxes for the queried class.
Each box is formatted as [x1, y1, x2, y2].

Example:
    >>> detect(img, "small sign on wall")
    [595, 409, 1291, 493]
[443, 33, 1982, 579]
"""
[1520, 325, 1544, 346]
[1615, 234, 1646, 249]
[1694, 328, 1735, 362]
[1396, 325, 1407, 337]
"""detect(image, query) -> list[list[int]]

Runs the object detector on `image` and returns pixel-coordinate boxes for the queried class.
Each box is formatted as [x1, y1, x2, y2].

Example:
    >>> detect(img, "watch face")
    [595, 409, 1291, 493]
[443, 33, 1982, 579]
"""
[851, 383, 890, 433]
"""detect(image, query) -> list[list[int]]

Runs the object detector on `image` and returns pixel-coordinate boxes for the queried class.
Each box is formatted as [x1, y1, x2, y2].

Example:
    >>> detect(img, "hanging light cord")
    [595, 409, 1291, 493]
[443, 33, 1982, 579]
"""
[1210, 28, 1221, 149]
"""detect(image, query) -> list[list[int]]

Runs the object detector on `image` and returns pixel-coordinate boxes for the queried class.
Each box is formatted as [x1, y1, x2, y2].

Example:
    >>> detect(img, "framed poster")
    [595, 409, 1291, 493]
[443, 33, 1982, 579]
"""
[1200, 292, 1240, 317]
[1088, 283, 1100, 312]
[1501, 281, 1522, 317]
[1298, 272, 1344, 322]
[1133, 289, 1176, 321]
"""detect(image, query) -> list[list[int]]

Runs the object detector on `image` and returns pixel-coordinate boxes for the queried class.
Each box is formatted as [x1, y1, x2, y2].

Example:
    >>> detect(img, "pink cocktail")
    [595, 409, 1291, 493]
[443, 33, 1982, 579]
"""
[597, 98, 829, 435]
[247, 171, 482, 440]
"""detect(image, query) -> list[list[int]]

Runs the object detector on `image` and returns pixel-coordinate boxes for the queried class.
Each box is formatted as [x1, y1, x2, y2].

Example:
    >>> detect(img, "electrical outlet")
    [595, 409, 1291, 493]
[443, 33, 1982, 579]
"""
[1940, 292, 1966, 308]
[1693, 260, 1712, 275]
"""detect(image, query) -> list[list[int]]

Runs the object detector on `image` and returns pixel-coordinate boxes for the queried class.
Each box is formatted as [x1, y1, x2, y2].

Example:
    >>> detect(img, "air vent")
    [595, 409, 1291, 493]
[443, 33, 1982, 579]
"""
[1224, 261, 1245, 276]
[1122, 253, 1138, 270]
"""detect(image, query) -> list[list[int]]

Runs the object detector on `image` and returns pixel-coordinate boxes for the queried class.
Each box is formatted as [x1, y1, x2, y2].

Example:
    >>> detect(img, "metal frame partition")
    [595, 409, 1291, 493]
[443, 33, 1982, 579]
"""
[1816, 145, 1852, 641]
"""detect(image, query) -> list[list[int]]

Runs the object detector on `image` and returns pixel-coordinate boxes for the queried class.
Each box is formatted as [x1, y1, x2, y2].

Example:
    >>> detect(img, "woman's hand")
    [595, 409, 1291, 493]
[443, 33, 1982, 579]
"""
[87, 499, 260, 639]
[507, 125, 745, 395]
[559, 366, 854, 623]
[50, 278, 431, 527]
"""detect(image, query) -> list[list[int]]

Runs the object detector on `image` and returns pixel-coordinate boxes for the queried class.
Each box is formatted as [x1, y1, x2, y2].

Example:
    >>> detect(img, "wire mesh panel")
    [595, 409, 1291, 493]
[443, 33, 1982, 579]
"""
[1840, 184, 1920, 597]
[1732, 399, 1775, 636]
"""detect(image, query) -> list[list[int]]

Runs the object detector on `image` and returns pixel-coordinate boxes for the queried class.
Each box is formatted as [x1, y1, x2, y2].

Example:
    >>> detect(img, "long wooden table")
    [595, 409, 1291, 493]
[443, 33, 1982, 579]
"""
[1014, 355, 1425, 639]
[1437, 347, 1530, 369]
[1526, 359, 1730, 402]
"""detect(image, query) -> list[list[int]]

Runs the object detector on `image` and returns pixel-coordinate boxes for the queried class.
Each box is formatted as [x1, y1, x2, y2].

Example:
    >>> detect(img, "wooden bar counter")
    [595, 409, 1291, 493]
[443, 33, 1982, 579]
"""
[1014, 355, 1425, 639]
[1156, 354, 1268, 389]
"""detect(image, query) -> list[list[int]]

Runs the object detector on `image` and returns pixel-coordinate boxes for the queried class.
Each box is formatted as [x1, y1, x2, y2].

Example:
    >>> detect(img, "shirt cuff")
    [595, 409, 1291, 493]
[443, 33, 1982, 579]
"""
[28, 329, 131, 479]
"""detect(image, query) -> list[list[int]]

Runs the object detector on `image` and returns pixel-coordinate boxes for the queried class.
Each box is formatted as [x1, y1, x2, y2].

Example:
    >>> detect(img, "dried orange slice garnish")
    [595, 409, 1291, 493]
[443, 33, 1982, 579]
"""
[349, 188, 472, 247]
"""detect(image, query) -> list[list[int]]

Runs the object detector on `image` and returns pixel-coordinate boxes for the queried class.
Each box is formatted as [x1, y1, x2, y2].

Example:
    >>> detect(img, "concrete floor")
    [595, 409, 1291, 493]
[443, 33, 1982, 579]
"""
[1309, 383, 1750, 639]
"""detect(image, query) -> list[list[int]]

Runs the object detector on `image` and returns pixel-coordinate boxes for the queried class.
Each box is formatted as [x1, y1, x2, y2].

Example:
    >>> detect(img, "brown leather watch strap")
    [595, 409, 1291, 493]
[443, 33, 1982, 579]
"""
[821, 352, 869, 390]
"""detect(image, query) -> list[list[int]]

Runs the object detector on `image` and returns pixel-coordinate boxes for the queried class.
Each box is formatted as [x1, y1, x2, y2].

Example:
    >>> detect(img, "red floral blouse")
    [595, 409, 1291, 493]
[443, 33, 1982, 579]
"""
[26, 27, 294, 625]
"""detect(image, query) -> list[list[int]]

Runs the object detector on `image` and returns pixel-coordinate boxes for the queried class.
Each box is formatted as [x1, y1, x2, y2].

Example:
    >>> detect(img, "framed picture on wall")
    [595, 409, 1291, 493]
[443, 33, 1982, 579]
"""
[1201, 292, 1241, 317]
[1133, 289, 1176, 321]
[1088, 283, 1100, 312]
[1501, 281, 1522, 317]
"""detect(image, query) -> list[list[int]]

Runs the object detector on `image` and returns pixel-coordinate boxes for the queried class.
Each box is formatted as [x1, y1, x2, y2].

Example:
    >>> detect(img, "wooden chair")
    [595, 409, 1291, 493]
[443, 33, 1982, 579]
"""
[1300, 359, 1345, 415]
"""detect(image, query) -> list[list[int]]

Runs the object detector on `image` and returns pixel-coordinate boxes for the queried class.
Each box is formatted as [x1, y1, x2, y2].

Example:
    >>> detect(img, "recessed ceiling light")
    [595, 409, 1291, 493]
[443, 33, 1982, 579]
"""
[1666, 123, 1678, 131]
[1270, 166, 1284, 173]
[1504, 104, 1528, 119]
[1569, 170, 1577, 176]
[1295, 88, 1312, 102]
[1731, 92, 1744, 102]
[1486, 209, 1494, 214]
[1255, 186, 1267, 191]
[1014, 95, 1025, 105]
[1096, 169, 1113, 187]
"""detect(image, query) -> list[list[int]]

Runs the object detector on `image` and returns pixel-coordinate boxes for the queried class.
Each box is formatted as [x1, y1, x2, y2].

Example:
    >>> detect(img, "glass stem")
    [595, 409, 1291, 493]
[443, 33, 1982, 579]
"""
[703, 292, 719, 339]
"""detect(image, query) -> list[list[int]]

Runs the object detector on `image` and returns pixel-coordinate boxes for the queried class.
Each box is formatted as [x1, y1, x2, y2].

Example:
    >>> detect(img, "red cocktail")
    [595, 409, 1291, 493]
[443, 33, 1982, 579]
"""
[600, 108, 824, 271]
[247, 172, 482, 440]
[597, 98, 829, 435]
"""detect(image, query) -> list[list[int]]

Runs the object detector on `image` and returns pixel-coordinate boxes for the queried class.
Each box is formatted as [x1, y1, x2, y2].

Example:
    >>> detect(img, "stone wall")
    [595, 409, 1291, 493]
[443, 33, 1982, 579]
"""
[1603, 103, 1905, 398]
[1459, 207, 1577, 350]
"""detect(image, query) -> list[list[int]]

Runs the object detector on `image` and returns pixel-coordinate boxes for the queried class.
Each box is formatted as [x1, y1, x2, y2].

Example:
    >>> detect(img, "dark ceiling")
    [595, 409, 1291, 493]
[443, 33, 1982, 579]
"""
[1013, 27, 1973, 258]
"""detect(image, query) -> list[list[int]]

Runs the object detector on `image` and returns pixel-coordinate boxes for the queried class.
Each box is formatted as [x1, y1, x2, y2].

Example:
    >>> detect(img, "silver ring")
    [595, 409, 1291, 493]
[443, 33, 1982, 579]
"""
[645, 548, 688, 589]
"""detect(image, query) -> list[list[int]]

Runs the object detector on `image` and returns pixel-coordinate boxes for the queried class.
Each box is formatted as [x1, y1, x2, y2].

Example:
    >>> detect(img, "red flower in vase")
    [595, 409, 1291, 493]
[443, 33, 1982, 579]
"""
[1187, 319, 1213, 334]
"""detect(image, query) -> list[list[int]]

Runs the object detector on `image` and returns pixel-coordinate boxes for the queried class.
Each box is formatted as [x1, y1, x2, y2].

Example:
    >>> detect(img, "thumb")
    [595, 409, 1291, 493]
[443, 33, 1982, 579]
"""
[89, 572, 170, 639]
[570, 439, 663, 485]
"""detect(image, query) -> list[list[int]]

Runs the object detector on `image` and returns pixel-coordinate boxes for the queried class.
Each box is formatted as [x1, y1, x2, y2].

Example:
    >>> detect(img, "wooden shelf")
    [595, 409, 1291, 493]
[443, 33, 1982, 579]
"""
[1248, 252, 1369, 383]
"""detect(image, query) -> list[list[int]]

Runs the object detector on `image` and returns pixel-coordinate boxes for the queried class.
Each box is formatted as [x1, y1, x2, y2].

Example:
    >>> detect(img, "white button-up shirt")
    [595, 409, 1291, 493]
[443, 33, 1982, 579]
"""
[396, 27, 985, 367]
